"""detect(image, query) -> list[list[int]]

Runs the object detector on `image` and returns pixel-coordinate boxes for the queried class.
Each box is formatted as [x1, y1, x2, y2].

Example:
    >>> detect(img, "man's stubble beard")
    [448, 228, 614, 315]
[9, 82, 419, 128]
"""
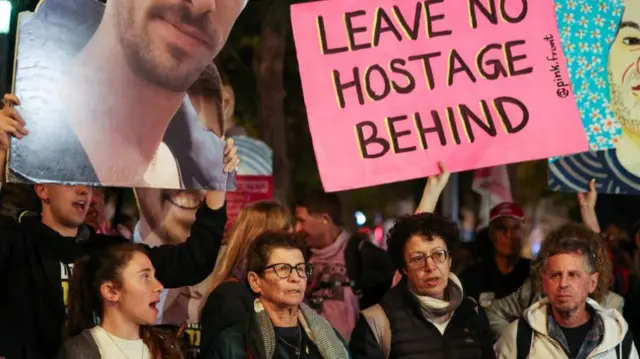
[556, 309, 576, 319]
[609, 69, 640, 135]
[554, 303, 578, 319]
[136, 190, 192, 246]
[115, 3, 206, 93]
[159, 220, 191, 245]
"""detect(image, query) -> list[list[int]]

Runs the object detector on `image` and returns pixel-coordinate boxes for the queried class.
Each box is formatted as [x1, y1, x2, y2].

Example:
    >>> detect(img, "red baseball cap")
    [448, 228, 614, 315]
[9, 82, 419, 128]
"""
[489, 202, 524, 223]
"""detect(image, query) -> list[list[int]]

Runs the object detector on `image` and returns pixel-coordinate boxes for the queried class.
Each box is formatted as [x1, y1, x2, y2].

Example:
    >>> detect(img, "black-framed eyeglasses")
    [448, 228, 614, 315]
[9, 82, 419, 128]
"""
[407, 249, 449, 268]
[262, 263, 312, 279]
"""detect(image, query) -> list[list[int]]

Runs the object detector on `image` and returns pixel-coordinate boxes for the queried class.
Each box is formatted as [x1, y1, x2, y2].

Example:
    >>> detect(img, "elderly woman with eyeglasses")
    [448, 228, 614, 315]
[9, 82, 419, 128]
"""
[349, 213, 495, 359]
[208, 230, 350, 359]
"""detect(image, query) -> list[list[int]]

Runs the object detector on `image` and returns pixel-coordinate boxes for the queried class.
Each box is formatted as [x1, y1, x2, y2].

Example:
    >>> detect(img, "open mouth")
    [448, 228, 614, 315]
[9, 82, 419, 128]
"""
[72, 200, 87, 213]
[425, 278, 440, 287]
[149, 300, 160, 312]
[164, 190, 204, 210]
[632, 84, 640, 92]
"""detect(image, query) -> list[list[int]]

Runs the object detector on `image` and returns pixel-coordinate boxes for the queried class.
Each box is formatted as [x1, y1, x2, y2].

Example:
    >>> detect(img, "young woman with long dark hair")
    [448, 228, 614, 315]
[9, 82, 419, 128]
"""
[58, 243, 183, 359]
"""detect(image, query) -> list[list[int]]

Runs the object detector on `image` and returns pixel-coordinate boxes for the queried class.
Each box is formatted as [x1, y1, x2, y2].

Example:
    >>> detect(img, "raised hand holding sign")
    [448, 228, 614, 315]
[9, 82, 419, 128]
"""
[291, 0, 589, 191]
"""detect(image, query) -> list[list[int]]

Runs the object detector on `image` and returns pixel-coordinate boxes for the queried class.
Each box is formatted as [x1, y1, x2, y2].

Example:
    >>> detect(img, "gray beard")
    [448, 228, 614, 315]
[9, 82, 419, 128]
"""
[556, 307, 577, 319]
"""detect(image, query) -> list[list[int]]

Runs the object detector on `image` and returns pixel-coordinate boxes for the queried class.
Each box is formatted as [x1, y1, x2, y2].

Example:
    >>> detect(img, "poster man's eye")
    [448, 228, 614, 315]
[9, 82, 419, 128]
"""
[623, 37, 640, 46]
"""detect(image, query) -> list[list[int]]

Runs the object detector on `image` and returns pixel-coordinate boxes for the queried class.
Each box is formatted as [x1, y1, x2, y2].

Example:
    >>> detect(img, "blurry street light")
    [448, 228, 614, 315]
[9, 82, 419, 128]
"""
[0, 1, 11, 34]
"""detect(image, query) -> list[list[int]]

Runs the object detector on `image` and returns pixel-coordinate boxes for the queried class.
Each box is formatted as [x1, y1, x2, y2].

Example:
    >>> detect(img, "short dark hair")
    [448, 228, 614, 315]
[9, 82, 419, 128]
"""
[188, 62, 223, 100]
[295, 190, 342, 226]
[187, 62, 224, 136]
[245, 231, 308, 274]
[387, 213, 459, 270]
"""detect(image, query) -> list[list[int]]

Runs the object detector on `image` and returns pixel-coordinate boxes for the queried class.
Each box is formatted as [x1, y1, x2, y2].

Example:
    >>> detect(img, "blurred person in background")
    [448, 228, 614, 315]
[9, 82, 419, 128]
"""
[199, 201, 292, 357]
[622, 221, 640, 346]
[83, 187, 120, 235]
[460, 202, 531, 307]
[295, 191, 394, 340]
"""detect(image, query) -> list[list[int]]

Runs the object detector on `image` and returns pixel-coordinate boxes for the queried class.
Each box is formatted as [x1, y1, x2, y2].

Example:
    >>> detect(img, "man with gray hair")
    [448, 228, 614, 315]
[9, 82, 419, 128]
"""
[495, 223, 638, 359]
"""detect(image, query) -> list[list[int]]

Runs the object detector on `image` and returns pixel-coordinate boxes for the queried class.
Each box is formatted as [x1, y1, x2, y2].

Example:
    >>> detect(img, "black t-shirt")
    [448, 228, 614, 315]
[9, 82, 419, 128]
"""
[561, 318, 593, 359]
[460, 257, 531, 303]
[274, 325, 321, 359]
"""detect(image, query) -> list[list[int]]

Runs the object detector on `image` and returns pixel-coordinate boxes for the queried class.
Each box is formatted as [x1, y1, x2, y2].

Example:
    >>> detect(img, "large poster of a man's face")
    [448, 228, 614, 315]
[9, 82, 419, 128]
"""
[549, 0, 640, 194]
[131, 62, 272, 356]
[8, 0, 245, 189]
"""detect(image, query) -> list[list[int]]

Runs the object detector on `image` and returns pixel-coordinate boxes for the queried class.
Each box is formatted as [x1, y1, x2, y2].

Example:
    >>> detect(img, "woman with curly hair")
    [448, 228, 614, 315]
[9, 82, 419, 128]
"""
[349, 212, 496, 359]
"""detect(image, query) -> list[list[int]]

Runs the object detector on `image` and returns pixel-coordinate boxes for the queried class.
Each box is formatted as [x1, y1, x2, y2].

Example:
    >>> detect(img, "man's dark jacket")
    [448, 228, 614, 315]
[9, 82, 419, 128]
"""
[0, 202, 226, 359]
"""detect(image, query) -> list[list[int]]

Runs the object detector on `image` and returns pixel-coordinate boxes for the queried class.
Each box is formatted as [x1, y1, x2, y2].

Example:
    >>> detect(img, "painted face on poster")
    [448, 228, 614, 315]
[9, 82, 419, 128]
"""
[9, 0, 247, 189]
[548, 0, 640, 194]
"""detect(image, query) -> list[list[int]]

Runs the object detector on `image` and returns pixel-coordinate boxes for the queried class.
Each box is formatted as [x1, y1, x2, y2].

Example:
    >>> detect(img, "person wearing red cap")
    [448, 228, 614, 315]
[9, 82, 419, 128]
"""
[459, 202, 531, 307]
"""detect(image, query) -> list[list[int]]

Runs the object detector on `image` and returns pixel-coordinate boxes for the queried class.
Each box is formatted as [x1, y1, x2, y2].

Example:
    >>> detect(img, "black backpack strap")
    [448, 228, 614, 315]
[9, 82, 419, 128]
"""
[344, 234, 364, 294]
[617, 329, 634, 359]
[516, 316, 533, 359]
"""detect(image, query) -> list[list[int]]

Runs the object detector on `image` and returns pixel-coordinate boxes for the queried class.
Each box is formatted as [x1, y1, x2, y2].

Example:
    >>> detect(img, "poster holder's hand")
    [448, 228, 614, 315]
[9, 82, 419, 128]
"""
[199, 137, 238, 210]
[578, 179, 600, 233]
[415, 162, 450, 214]
[205, 190, 227, 211]
[221, 136, 240, 174]
[0, 94, 28, 152]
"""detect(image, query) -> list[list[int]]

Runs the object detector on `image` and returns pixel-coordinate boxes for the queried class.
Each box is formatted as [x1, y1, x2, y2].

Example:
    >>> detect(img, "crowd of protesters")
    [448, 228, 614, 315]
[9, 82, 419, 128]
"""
[3, 96, 640, 359]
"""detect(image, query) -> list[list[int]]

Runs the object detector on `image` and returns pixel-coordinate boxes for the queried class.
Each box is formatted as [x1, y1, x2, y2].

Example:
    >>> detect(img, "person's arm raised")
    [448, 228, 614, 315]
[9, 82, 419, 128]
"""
[0, 94, 28, 184]
[145, 139, 239, 289]
[390, 163, 450, 285]
[415, 162, 450, 214]
[578, 179, 599, 233]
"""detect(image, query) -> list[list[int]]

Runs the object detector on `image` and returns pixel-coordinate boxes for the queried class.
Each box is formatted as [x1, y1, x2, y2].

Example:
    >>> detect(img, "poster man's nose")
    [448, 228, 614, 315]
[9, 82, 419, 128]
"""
[189, 0, 216, 13]
[75, 185, 90, 194]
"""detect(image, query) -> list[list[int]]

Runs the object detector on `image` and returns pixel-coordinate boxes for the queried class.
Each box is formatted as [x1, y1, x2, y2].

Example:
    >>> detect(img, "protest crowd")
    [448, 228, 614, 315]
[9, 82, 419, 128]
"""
[2, 85, 640, 358]
[1, 0, 640, 358]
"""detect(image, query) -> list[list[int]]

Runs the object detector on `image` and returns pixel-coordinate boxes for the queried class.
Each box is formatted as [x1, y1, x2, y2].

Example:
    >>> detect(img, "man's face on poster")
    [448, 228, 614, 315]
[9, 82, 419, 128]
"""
[609, 0, 640, 135]
[111, 0, 245, 92]
[132, 89, 225, 322]
[136, 188, 205, 244]
[136, 187, 209, 322]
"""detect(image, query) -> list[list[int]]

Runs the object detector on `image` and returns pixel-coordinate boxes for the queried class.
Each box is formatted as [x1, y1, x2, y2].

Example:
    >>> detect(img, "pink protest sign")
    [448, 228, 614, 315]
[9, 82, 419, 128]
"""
[226, 175, 274, 227]
[291, 0, 589, 192]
